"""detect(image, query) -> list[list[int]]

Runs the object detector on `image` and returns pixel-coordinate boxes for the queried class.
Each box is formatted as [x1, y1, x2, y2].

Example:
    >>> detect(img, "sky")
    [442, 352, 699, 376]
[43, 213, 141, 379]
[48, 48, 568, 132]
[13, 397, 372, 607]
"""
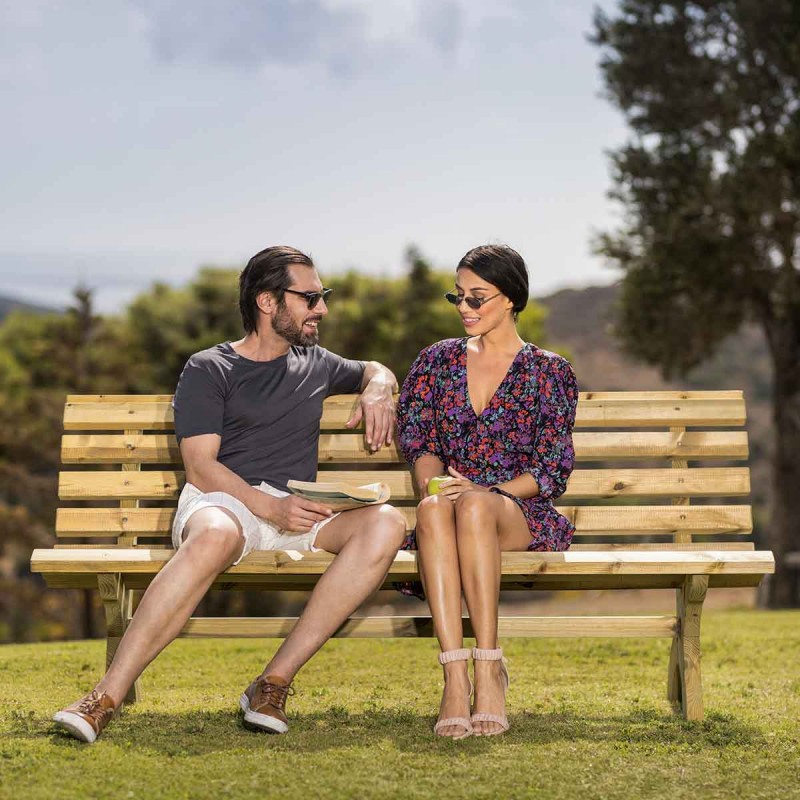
[1, 0, 627, 312]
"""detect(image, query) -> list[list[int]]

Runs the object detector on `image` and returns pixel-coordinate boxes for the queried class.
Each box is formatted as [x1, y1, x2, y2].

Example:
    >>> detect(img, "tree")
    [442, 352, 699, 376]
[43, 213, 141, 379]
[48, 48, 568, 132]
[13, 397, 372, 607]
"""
[591, 1, 800, 605]
[0, 288, 137, 639]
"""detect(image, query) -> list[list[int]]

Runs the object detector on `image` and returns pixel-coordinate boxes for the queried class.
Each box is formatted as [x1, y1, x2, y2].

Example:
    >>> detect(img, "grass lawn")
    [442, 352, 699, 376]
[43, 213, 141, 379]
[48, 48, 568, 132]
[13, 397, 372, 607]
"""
[1, 610, 798, 800]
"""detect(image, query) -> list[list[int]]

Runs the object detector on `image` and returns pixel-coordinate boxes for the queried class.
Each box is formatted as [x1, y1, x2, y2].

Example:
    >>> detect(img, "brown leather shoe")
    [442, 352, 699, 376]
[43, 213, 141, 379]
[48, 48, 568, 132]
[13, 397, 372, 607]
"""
[239, 674, 294, 734]
[53, 690, 118, 743]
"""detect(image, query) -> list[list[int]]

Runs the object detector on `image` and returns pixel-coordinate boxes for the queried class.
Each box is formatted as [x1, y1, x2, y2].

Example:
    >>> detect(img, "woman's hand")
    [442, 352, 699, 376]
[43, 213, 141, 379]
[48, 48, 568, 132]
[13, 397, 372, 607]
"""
[437, 466, 489, 500]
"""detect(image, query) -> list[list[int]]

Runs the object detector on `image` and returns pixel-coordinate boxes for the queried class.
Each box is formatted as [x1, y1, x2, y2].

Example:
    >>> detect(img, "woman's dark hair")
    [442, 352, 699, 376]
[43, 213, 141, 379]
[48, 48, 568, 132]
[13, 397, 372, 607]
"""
[457, 244, 529, 319]
[239, 246, 314, 334]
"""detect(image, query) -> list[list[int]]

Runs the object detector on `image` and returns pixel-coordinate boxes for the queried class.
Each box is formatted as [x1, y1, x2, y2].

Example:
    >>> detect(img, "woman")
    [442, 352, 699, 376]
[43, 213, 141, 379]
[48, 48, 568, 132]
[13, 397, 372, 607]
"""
[396, 244, 578, 739]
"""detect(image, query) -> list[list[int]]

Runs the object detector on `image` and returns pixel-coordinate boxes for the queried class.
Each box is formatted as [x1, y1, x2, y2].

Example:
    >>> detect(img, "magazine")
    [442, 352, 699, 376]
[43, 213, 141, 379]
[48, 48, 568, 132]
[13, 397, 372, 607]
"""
[286, 479, 391, 511]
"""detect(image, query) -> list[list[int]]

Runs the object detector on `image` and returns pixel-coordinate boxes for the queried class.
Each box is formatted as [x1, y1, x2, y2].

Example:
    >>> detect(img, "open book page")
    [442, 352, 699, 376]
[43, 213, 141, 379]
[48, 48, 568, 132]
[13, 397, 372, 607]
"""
[286, 480, 391, 511]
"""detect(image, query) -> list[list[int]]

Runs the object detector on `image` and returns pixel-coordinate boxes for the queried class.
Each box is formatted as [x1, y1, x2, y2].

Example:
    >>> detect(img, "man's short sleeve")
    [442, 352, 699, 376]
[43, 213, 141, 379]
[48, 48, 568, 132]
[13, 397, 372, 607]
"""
[172, 355, 226, 444]
[318, 347, 365, 395]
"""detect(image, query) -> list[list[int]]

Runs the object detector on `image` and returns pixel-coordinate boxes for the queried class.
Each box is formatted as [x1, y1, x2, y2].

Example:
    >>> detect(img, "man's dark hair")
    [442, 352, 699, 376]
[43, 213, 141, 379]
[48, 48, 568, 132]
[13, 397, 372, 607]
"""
[239, 246, 315, 334]
[457, 244, 529, 318]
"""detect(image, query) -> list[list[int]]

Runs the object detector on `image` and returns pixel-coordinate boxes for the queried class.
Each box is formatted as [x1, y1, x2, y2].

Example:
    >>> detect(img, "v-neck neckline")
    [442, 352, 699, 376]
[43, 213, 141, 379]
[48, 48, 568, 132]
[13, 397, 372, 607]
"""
[462, 337, 529, 418]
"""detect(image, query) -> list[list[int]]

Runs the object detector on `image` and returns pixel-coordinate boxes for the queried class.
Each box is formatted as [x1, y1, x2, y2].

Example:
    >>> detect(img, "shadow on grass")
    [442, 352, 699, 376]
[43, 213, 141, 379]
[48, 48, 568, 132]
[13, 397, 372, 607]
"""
[18, 705, 765, 756]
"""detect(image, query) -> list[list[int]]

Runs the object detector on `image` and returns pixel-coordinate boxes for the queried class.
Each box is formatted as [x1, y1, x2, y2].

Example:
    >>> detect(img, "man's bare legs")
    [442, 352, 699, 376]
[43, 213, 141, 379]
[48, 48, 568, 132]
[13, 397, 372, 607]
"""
[415, 494, 470, 738]
[94, 503, 406, 705]
[261, 504, 407, 679]
[455, 491, 531, 734]
[95, 507, 245, 704]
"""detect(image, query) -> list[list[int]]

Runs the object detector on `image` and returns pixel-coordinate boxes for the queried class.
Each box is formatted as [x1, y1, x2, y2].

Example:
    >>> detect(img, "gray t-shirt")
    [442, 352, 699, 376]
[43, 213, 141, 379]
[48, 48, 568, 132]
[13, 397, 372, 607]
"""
[173, 342, 365, 491]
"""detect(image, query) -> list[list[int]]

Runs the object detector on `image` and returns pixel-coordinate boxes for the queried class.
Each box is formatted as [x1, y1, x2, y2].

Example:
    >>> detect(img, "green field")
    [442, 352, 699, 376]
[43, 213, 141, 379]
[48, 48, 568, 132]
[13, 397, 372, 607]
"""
[1, 610, 798, 800]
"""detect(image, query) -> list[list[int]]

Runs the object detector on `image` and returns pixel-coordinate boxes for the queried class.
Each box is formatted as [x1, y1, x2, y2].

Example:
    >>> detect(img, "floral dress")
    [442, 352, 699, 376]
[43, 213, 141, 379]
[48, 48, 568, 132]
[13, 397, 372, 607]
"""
[396, 337, 578, 554]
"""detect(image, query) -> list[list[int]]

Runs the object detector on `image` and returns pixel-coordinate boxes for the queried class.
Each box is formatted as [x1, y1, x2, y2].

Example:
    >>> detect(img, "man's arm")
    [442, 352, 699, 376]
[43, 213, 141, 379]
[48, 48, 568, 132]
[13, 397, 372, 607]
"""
[345, 361, 398, 453]
[180, 434, 334, 532]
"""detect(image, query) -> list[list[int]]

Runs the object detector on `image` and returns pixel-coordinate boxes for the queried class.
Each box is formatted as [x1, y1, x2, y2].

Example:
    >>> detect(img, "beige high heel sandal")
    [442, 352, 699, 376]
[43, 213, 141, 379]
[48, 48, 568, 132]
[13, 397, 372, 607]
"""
[433, 648, 474, 740]
[470, 647, 510, 736]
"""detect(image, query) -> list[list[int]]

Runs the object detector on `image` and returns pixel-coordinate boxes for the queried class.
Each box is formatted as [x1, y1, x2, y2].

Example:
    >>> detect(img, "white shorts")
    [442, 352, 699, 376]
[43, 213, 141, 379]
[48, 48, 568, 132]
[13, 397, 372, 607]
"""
[171, 481, 340, 565]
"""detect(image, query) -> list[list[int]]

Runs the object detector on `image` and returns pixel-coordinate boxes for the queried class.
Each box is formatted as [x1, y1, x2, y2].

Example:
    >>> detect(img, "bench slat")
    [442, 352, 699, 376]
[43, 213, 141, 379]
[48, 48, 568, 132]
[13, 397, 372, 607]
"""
[57, 467, 751, 501]
[65, 391, 744, 403]
[51, 542, 756, 551]
[34, 572, 769, 591]
[54, 504, 753, 537]
[63, 394, 747, 430]
[178, 615, 679, 639]
[30, 547, 775, 577]
[61, 430, 750, 464]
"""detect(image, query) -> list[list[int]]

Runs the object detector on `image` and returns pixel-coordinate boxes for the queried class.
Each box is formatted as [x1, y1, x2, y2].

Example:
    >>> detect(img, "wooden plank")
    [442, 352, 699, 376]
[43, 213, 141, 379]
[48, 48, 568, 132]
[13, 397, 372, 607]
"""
[57, 467, 751, 502]
[565, 505, 753, 536]
[62, 392, 747, 431]
[670, 426, 692, 544]
[575, 398, 745, 428]
[36, 571, 768, 592]
[178, 615, 678, 639]
[51, 541, 755, 553]
[54, 504, 753, 538]
[30, 547, 776, 577]
[61, 430, 750, 465]
[66, 391, 744, 403]
[62, 434, 181, 464]
[64, 402, 175, 431]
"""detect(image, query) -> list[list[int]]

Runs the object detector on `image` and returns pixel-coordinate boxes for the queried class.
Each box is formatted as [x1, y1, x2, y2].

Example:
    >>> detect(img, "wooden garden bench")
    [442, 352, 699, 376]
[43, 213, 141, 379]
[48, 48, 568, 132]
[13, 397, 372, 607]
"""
[30, 390, 774, 721]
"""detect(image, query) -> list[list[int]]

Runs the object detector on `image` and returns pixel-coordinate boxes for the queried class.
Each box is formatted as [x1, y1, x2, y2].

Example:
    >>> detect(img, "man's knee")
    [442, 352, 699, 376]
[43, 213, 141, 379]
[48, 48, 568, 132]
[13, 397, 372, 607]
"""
[371, 504, 407, 548]
[182, 516, 243, 564]
[349, 504, 406, 561]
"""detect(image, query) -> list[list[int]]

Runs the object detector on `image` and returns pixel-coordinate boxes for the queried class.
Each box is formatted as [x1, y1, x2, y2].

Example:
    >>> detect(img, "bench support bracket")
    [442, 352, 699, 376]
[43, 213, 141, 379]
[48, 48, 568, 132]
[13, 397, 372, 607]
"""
[667, 574, 708, 720]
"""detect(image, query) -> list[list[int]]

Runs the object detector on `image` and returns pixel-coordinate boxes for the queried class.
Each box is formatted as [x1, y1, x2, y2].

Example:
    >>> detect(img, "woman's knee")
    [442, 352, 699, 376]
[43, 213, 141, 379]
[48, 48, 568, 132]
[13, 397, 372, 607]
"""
[416, 494, 455, 536]
[454, 490, 497, 526]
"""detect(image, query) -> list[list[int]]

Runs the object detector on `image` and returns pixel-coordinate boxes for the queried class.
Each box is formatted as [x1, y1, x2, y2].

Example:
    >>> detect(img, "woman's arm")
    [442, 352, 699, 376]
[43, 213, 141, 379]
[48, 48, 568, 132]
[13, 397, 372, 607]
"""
[412, 453, 446, 499]
[396, 345, 447, 496]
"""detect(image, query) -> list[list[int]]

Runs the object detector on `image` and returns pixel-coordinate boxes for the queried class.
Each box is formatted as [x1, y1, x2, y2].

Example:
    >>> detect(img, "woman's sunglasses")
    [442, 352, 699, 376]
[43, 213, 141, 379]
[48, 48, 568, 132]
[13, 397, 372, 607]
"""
[284, 288, 333, 309]
[444, 291, 501, 310]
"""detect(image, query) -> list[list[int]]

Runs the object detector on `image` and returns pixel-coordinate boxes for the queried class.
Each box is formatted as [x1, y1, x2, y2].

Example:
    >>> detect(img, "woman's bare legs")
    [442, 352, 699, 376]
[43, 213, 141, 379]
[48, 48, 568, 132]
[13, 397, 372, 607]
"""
[454, 490, 532, 734]
[415, 494, 471, 738]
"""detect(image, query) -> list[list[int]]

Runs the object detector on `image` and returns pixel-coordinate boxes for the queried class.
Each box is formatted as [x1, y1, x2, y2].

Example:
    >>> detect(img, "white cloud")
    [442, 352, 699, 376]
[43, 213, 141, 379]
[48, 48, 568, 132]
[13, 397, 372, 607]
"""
[129, 0, 521, 74]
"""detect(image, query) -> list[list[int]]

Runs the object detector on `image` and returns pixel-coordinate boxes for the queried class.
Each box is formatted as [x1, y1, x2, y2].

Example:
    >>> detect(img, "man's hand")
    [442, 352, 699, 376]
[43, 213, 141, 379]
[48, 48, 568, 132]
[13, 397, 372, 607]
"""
[269, 495, 333, 532]
[346, 380, 395, 453]
[436, 466, 490, 501]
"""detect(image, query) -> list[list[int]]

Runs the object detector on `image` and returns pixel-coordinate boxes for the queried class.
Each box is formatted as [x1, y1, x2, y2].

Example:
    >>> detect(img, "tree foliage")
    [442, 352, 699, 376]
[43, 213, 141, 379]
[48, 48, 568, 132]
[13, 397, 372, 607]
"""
[592, 0, 800, 605]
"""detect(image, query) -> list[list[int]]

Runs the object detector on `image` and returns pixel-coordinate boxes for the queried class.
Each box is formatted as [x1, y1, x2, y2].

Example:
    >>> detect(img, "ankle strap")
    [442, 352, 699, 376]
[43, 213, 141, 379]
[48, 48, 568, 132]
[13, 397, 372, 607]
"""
[472, 647, 503, 661]
[438, 648, 471, 665]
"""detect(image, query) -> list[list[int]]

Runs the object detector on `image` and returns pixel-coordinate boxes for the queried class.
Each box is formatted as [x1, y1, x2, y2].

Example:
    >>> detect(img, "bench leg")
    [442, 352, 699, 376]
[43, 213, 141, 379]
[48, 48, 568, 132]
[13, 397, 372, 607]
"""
[98, 573, 142, 705]
[668, 575, 708, 721]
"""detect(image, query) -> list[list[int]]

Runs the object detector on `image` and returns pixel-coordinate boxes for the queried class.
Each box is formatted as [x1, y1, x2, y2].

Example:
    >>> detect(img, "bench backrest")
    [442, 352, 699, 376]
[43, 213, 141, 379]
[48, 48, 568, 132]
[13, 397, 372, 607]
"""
[56, 391, 753, 550]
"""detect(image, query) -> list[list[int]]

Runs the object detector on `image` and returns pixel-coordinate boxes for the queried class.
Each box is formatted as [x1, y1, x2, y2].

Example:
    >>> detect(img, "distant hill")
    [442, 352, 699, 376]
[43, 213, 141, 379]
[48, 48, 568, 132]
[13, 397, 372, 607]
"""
[0, 295, 59, 322]
[536, 283, 773, 527]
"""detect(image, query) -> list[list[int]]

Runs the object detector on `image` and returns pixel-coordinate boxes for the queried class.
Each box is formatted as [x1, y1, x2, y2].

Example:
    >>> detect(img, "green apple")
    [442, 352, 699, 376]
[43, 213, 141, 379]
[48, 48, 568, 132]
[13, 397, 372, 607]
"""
[427, 475, 450, 496]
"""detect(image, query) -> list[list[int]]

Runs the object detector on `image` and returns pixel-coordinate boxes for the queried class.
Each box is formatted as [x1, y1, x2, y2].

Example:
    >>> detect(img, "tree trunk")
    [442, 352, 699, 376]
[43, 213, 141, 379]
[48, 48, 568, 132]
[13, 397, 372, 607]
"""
[765, 318, 800, 607]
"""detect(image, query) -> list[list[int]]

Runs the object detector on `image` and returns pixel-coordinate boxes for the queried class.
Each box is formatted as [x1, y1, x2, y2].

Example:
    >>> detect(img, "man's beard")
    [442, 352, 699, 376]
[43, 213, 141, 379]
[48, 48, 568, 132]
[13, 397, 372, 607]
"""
[271, 303, 319, 347]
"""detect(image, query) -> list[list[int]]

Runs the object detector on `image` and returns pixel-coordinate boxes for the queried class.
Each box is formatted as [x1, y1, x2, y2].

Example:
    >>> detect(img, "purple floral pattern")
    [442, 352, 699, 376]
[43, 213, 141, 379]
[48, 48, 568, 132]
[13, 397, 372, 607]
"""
[396, 337, 578, 551]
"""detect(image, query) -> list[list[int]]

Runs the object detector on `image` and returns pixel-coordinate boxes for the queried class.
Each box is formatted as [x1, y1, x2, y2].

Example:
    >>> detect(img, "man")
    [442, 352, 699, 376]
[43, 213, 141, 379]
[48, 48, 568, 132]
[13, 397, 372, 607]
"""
[54, 246, 406, 742]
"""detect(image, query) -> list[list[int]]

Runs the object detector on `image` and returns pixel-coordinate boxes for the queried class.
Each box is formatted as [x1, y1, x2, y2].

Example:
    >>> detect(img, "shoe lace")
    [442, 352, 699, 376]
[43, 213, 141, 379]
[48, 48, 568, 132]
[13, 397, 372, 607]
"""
[256, 678, 295, 710]
[76, 691, 114, 724]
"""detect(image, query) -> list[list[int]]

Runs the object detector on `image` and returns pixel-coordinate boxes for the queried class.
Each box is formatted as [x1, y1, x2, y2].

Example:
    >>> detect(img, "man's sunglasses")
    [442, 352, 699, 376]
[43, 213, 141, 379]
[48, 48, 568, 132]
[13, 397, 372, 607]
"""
[283, 288, 333, 309]
[444, 291, 501, 310]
